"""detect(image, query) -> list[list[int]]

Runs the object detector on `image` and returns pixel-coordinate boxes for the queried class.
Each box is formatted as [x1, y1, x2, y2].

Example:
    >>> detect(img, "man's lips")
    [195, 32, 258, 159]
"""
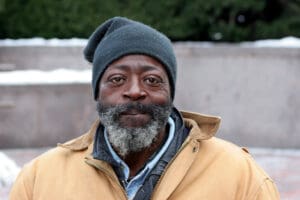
[121, 110, 147, 115]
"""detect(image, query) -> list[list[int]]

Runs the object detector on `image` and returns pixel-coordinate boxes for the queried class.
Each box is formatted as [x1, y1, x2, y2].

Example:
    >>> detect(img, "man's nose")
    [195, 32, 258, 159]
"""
[123, 78, 146, 101]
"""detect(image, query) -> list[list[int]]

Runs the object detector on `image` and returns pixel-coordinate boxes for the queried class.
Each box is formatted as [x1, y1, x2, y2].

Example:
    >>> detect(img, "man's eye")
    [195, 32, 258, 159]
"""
[109, 76, 125, 85]
[144, 77, 162, 86]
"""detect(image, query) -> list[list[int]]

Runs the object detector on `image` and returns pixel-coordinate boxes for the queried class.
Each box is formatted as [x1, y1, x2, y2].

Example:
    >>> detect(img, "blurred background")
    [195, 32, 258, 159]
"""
[0, 0, 300, 199]
[1, 0, 300, 41]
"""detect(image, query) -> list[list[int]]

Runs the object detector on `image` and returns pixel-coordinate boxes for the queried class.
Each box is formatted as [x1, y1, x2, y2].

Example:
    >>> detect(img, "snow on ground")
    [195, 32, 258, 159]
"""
[0, 36, 300, 48]
[0, 152, 20, 188]
[0, 69, 91, 85]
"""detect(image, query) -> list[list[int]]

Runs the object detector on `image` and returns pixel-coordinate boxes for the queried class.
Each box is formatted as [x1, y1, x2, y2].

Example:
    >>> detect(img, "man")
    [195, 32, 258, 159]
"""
[10, 17, 279, 200]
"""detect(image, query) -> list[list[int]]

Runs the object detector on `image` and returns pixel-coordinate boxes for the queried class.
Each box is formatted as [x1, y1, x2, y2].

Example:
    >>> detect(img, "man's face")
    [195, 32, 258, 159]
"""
[97, 54, 172, 156]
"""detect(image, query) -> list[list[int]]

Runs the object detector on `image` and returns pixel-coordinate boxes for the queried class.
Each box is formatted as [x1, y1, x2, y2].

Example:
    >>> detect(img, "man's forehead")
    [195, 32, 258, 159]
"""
[107, 64, 164, 72]
[105, 54, 166, 72]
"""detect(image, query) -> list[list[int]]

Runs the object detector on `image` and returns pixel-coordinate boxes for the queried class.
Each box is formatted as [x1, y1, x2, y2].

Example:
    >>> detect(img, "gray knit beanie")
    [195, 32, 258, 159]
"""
[83, 16, 177, 100]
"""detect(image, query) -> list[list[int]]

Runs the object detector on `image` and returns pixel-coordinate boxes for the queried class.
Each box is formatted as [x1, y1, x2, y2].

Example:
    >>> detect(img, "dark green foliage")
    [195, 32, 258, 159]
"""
[0, 0, 299, 41]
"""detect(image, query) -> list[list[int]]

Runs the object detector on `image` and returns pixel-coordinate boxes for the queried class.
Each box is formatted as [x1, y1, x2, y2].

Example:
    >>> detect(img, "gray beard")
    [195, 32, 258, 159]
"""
[97, 102, 172, 157]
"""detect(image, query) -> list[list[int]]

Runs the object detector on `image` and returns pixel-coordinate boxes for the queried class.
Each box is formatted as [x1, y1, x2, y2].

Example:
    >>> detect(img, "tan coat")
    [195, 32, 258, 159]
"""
[10, 111, 280, 200]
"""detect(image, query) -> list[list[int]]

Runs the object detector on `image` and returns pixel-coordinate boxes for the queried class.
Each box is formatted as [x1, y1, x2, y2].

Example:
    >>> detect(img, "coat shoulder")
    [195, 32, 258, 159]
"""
[197, 137, 279, 198]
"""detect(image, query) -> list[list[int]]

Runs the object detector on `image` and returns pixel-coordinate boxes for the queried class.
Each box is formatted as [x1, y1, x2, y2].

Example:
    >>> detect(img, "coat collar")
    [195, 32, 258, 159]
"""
[181, 110, 221, 140]
[58, 111, 221, 151]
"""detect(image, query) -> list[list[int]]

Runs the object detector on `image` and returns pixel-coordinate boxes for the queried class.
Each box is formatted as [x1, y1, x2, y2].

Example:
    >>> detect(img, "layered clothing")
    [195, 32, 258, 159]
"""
[10, 110, 279, 200]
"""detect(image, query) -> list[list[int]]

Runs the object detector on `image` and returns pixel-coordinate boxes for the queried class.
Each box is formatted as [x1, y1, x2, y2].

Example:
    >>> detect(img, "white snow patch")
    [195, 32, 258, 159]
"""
[241, 36, 300, 48]
[0, 37, 87, 46]
[0, 69, 91, 85]
[0, 37, 300, 48]
[0, 152, 20, 188]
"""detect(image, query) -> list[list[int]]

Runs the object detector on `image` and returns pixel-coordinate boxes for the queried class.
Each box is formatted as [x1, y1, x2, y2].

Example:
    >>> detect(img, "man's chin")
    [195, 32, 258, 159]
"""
[118, 114, 151, 128]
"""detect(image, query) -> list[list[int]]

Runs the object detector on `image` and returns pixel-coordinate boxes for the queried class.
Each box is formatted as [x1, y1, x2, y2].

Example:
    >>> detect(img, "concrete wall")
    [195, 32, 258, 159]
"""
[0, 84, 97, 148]
[0, 46, 89, 71]
[174, 44, 300, 148]
[0, 44, 299, 148]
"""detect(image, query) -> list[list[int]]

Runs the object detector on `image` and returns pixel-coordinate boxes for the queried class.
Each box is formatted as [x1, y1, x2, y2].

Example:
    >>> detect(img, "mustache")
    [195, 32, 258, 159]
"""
[97, 102, 172, 118]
